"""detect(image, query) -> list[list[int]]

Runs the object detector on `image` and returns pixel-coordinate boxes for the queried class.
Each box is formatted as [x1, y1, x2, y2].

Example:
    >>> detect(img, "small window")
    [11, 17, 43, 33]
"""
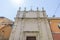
[58, 24, 60, 29]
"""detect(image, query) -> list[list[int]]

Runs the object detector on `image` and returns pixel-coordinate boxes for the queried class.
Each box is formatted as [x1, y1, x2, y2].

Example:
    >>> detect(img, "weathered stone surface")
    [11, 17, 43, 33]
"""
[9, 9, 53, 40]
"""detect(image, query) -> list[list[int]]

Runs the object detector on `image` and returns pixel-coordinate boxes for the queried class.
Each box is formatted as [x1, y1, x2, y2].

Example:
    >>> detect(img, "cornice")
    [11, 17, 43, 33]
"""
[48, 17, 60, 20]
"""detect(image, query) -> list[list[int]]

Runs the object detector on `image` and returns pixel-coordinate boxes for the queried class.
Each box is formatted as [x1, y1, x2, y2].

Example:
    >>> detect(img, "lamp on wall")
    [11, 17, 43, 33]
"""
[58, 23, 60, 29]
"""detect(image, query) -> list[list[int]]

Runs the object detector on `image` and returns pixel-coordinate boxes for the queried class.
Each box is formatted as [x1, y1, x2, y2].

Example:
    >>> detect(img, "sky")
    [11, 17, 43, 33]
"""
[0, 0, 60, 21]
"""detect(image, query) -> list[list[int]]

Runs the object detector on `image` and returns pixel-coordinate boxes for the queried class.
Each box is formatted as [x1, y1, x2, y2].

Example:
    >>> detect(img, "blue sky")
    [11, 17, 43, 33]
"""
[0, 0, 60, 21]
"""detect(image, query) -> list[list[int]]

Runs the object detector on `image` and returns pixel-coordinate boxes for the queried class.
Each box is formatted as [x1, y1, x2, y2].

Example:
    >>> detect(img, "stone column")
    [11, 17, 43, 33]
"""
[45, 19, 53, 40]
[9, 19, 23, 40]
[40, 19, 49, 40]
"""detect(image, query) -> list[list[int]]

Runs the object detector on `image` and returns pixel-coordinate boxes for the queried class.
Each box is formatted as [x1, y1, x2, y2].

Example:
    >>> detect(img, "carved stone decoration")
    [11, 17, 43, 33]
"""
[24, 7, 26, 11]
[9, 7, 53, 40]
[18, 7, 21, 12]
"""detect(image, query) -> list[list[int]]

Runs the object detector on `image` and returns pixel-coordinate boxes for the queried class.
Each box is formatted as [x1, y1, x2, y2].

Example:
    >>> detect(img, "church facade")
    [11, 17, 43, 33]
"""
[9, 8, 53, 40]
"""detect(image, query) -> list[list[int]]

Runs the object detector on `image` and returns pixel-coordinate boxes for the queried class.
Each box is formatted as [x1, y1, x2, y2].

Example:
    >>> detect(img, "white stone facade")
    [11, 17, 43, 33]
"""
[9, 8, 53, 40]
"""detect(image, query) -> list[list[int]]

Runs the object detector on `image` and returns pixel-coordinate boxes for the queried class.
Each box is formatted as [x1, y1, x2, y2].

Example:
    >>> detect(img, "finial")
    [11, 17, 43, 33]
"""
[31, 8, 32, 11]
[42, 7, 44, 10]
[18, 7, 21, 11]
[37, 7, 39, 11]
[53, 15, 55, 17]
[30, 6, 33, 11]
[42, 7, 45, 11]
[24, 7, 26, 11]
